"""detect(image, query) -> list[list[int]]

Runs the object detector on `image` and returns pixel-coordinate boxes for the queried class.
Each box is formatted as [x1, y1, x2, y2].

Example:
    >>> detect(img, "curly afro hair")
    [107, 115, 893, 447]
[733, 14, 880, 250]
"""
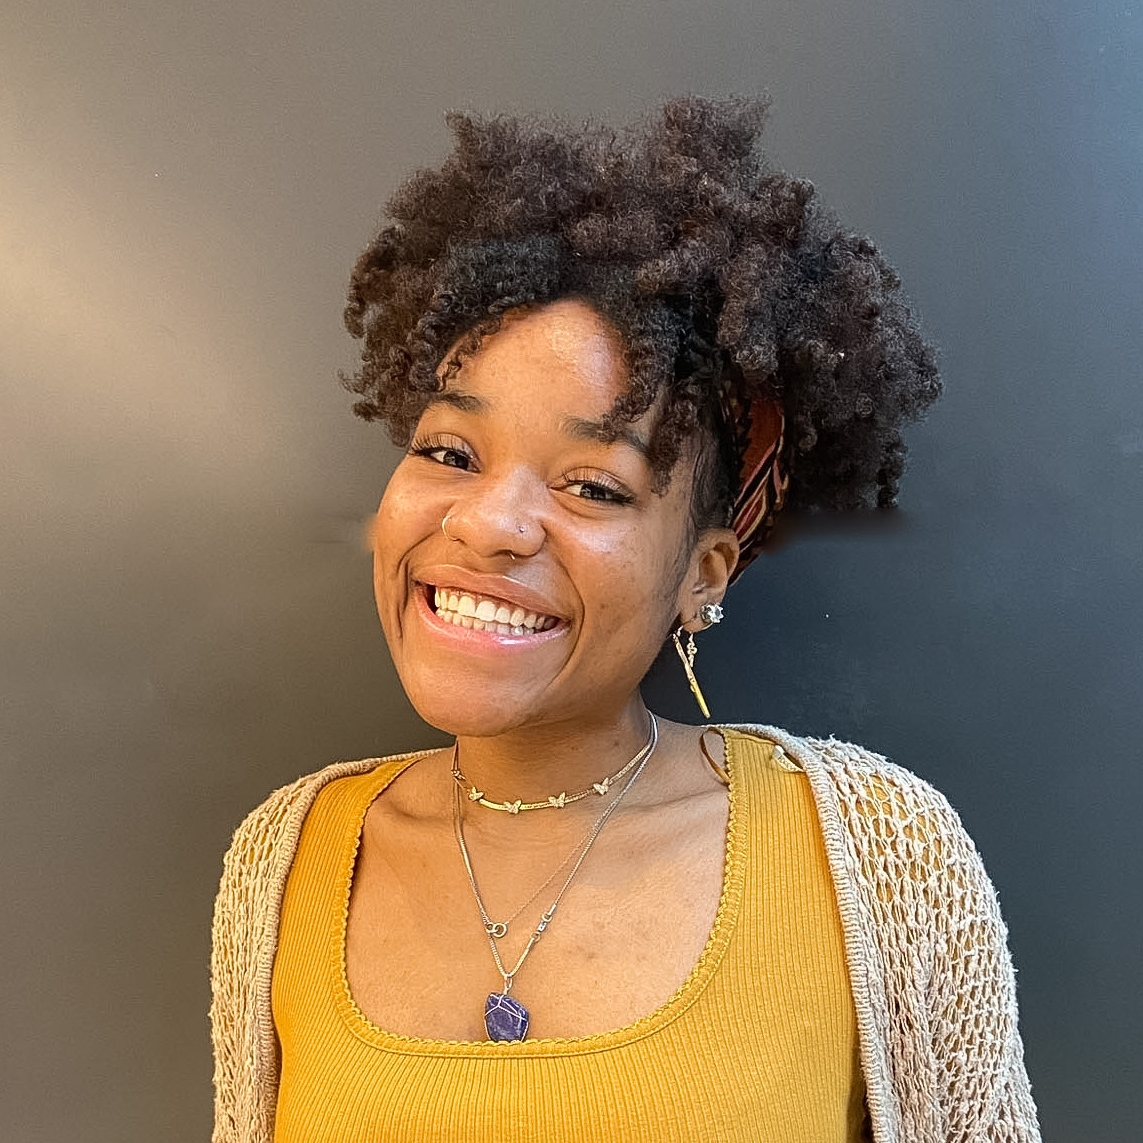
[343, 96, 940, 539]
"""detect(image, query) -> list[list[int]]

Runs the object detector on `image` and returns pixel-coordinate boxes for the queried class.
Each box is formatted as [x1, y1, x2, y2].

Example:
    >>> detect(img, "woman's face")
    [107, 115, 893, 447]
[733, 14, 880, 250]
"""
[372, 298, 734, 737]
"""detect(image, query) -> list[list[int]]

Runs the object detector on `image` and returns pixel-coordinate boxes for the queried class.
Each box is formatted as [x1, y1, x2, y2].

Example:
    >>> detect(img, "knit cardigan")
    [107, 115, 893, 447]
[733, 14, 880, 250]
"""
[210, 726, 1041, 1143]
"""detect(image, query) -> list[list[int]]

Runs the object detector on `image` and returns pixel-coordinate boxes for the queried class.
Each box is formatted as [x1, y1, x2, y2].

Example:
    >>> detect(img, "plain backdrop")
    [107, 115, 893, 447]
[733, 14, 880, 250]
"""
[2, 1, 1141, 1139]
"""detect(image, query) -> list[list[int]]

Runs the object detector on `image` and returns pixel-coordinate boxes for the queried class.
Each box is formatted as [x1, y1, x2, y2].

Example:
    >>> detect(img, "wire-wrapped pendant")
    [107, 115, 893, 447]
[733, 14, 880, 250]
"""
[485, 991, 530, 1041]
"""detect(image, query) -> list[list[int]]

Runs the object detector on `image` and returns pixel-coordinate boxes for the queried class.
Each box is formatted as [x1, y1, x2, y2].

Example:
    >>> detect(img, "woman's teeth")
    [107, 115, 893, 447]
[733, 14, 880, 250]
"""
[432, 588, 557, 634]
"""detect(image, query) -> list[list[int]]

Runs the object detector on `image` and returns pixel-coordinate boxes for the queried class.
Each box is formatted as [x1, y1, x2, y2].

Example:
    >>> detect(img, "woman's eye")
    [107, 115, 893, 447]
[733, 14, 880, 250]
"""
[409, 438, 475, 470]
[563, 478, 633, 504]
[429, 447, 472, 469]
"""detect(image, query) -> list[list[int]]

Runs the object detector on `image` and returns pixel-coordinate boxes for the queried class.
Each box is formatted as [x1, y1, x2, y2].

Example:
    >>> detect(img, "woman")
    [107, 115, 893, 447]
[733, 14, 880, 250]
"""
[211, 98, 1040, 1141]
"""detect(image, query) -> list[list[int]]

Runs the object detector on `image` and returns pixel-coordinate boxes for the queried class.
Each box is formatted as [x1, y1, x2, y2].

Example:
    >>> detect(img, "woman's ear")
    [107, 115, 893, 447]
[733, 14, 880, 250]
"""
[675, 527, 739, 631]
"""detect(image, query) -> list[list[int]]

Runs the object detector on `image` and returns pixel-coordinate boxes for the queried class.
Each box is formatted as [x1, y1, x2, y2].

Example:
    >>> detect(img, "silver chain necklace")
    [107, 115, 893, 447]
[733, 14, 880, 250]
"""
[453, 713, 659, 1041]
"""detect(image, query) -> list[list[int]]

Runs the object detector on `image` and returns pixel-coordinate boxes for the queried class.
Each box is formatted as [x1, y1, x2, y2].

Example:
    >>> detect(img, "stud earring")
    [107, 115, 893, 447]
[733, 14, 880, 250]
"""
[698, 601, 724, 628]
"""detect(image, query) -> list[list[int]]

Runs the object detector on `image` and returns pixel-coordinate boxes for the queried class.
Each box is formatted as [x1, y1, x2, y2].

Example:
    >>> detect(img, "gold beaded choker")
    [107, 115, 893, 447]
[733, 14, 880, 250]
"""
[450, 719, 657, 813]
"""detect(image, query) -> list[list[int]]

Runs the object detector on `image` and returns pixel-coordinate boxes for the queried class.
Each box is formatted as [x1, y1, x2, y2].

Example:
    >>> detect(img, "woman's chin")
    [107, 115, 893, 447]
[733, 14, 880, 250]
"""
[403, 685, 541, 740]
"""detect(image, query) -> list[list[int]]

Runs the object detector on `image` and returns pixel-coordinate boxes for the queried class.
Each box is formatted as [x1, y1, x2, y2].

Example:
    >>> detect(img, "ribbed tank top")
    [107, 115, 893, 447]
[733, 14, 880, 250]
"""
[271, 729, 865, 1141]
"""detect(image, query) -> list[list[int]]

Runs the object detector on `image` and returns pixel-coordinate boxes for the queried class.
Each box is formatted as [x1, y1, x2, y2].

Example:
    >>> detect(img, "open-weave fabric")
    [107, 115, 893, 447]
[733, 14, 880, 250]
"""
[210, 728, 1039, 1143]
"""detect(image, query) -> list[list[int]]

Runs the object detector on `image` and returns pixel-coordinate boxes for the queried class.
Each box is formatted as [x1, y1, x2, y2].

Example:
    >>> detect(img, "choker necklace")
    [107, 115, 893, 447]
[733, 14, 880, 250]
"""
[453, 713, 659, 1041]
[452, 720, 656, 813]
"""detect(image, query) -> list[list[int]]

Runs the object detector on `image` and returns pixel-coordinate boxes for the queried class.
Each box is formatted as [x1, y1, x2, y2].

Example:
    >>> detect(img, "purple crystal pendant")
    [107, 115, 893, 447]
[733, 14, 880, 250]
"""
[485, 991, 530, 1041]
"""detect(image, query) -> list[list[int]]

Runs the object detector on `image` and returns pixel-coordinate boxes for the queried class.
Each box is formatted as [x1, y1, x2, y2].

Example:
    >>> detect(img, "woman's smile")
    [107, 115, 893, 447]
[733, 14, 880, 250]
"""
[428, 587, 558, 634]
[410, 573, 568, 650]
[412, 563, 568, 639]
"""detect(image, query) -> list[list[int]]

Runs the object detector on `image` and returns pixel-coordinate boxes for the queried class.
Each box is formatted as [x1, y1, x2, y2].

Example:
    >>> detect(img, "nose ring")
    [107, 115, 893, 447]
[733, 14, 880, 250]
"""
[442, 513, 459, 542]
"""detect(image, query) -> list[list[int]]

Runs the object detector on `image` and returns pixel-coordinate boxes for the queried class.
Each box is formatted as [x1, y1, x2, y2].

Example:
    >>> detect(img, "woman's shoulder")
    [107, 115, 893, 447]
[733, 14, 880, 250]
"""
[726, 724, 1009, 946]
[724, 722, 937, 784]
[722, 723, 974, 848]
[221, 751, 423, 873]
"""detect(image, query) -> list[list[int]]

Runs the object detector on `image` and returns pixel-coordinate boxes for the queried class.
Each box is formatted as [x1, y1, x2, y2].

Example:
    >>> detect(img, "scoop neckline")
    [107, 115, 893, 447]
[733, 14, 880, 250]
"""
[328, 728, 750, 1057]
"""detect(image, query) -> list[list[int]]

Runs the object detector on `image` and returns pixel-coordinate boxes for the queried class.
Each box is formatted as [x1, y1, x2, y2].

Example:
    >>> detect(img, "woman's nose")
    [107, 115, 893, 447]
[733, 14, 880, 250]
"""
[442, 471, 545, 560]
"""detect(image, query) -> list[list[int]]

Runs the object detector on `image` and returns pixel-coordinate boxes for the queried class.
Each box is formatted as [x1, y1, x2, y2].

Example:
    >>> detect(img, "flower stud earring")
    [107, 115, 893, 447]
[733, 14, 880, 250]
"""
[698, 602, 724, 628]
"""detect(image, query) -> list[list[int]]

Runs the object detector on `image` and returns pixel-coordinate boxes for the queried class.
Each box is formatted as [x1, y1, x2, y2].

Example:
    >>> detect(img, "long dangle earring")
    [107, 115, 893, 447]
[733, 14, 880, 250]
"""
[671, 602, 723, 719]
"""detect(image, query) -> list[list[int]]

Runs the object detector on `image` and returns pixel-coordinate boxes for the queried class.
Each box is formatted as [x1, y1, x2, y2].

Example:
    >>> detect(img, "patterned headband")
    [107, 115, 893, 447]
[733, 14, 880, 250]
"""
[719, 388, 788, 584]
[673, 314, 788, 583]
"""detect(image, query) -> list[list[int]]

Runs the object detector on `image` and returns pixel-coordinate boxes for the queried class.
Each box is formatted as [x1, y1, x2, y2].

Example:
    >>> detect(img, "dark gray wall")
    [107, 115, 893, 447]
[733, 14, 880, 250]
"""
[2, 1, 1140, 1139]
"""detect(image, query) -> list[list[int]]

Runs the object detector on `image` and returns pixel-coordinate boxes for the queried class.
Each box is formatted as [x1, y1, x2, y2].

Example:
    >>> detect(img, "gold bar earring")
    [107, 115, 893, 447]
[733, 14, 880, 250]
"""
[671, 626, 711, 718]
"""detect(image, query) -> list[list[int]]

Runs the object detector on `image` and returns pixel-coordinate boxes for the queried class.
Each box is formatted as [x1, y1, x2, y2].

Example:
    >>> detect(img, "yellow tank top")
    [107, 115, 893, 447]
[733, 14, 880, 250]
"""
[271, 729, 866, 1141]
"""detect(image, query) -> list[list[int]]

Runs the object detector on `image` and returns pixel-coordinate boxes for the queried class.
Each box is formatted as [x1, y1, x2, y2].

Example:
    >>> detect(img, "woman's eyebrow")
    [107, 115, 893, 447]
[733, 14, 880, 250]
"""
[424, 389, 490, 414]
[561, 415, 651, 459]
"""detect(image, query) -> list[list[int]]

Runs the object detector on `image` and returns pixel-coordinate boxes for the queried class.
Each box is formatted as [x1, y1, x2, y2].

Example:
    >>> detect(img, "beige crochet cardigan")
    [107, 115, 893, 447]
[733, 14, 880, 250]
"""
[210, 726, 1040, 1142]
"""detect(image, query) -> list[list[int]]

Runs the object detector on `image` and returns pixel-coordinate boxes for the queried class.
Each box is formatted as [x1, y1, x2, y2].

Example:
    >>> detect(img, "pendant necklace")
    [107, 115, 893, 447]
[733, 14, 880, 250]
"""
[453, 713, 659, 1041]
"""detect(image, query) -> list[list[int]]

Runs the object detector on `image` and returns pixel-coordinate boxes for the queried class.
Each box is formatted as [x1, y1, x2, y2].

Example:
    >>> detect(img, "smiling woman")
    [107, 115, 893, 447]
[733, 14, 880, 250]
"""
[209, 98, 1040, 1143]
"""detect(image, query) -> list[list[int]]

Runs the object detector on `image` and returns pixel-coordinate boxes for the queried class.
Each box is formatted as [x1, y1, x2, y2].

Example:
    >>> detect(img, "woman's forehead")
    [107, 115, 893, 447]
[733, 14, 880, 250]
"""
[535, 299, 624, 373]
[439, 300, 633, 415]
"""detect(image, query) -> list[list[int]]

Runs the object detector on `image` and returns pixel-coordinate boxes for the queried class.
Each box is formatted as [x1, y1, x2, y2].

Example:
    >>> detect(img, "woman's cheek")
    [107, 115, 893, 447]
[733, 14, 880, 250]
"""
[376, 476, 433, 556]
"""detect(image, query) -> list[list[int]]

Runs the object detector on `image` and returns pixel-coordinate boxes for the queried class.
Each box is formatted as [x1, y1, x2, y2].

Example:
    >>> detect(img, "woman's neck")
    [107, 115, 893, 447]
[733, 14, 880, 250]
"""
[450, 697, 654, 807]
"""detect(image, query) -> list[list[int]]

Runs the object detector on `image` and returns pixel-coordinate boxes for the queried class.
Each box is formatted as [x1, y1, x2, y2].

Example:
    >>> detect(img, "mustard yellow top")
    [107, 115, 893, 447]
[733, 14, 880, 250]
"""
[271, 730, 865, 1141]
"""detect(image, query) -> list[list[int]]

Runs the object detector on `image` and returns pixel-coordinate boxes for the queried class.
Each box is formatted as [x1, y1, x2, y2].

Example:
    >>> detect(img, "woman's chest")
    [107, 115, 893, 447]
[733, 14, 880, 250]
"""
[343, 798, 729, 1041]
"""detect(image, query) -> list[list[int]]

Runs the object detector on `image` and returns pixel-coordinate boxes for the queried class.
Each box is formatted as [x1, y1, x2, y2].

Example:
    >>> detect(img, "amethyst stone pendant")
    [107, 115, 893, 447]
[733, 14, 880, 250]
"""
[485, 991, 530, 1041]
